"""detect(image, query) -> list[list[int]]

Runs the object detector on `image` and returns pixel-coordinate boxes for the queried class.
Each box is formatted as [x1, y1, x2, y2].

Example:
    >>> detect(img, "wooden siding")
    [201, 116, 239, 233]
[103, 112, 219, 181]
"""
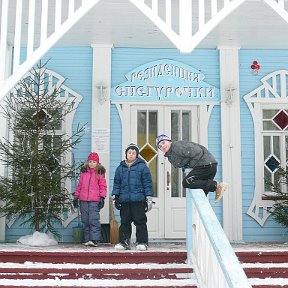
[239, 50, 288, 242]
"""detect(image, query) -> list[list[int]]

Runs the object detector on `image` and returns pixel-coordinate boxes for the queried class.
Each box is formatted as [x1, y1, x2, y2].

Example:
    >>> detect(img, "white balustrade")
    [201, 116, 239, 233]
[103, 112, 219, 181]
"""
[0, 0, 100, 101]
[130, 0, 247, 52]
[186, 189, 252, 288]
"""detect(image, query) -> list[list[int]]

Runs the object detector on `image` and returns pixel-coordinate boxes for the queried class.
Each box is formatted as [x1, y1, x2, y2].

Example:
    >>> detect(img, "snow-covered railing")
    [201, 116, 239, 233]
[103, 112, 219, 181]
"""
[186, 189, 252, 288]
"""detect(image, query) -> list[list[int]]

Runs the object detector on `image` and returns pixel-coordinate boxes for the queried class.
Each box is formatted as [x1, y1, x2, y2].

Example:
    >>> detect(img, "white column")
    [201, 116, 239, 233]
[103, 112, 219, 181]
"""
[91, 44, 113, 224]
[219, 47, 242, 241]
[0, 46, 12, 241]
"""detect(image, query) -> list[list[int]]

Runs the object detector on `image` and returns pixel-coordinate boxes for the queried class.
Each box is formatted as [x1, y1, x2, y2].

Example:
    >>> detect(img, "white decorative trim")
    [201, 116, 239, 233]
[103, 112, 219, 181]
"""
[0, 0, 101, 101]
[199, 104, 214, 146]
[264, 0, 288, 25]
[129, 0, 246, 53]
[244, 70, 288, 226]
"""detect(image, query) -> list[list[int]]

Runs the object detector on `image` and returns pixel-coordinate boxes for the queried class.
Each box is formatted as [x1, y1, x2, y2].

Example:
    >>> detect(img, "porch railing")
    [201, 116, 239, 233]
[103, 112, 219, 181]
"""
[0, 0, 100, 101]
[186, 189, 252, 288]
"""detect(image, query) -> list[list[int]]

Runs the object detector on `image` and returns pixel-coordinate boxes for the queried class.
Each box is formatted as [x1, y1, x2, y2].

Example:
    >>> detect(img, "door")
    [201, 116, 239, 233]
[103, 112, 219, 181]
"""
[131, 105, 198, 239]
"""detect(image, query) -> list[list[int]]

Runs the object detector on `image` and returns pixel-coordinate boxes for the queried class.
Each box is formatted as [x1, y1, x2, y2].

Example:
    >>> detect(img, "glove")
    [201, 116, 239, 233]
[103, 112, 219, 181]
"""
[145, 196, 153, 212]
[112, 195, 121, 210]
[98, 198, 105, 210]
[181, 164, 189, 173]
[73, 198, 79, 208]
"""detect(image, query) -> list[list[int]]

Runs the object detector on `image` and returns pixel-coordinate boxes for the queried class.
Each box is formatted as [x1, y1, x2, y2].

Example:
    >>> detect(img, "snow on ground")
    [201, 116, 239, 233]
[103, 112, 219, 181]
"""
[0, 262, 192, 269]
[0, 232, 188, 252]
[1, 231, 287, 252]
[16, 231, 58, 246]
[232, 241, 288, 252]
[0, 278, 199, 287]
[1, 238, 288, 253]
[249, 278, 288, 286]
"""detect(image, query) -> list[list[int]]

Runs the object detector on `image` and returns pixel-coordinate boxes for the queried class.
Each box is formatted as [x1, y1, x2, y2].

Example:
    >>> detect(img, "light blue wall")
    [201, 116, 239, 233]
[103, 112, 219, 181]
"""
[40, 47, 93, 165]
[239, 50, 288, 242]
[111, 48, 223, 222]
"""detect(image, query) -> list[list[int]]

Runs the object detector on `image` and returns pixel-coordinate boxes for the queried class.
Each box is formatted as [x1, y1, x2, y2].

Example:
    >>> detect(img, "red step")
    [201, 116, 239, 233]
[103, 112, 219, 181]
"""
[0, 283, 196, 288]
[244, 266, 288, 279]
[236, 251, 288, 263]
[234, 247, 288, 287]
[0, 250, 186, 264]
[0, 245, 197, 287]
[0, 264, 193, 280]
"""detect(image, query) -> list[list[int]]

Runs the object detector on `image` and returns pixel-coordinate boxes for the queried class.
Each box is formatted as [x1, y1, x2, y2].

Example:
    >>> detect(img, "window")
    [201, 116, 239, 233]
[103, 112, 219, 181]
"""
[244, 70, 288, 225]
[262, 109, 288, 197]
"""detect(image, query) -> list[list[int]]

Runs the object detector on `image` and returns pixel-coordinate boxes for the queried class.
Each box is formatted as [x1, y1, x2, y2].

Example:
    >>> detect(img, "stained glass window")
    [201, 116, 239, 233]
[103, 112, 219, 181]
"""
[262, 109, 288, 195]
[273, 110, 288, 130]
[137, 110, 158, 197]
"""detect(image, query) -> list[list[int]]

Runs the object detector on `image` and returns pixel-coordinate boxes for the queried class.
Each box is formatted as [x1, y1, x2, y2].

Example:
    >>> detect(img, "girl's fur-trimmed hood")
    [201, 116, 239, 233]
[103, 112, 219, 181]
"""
[80, 162, 106, 174]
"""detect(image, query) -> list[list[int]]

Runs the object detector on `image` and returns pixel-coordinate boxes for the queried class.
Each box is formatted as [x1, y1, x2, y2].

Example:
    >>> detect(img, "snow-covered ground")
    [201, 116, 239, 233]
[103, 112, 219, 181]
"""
[2, 231, 287, 252]
[232, 241, 288, 252]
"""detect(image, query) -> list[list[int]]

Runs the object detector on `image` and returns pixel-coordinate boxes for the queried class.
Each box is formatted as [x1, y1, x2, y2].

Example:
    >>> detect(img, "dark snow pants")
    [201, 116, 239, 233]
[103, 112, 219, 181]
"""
[119, 202, 148, 244]
[182, 163, 218, 195]
[80, 201, 101, 242]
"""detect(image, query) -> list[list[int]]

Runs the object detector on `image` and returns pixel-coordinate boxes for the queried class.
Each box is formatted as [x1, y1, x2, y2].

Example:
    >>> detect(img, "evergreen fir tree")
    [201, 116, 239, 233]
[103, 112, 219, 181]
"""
[0, 61, 85, 237]
[267, 165, 288, 228]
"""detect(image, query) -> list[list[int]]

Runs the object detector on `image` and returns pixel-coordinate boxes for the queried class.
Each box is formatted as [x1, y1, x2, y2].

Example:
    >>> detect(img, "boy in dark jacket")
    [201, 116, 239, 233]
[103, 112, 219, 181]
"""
[112, 143, 153, 251]
[156, 134, 227, 203]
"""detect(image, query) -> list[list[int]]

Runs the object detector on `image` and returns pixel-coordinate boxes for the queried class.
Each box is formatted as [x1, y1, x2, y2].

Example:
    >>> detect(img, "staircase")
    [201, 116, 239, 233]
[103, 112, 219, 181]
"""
[235, 244, 288, 288]
[0, 243, 287, 287]
[0, 243, 197, 288]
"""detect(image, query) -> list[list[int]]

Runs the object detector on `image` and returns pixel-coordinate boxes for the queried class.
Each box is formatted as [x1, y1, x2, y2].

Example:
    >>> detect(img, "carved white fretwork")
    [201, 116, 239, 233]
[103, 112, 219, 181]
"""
[6, 68, 83, 229]
[129, 0, 246, 53]
[244, 70, 288, 226]
[0, 0, 100, 102]
[264, 0, 288, 25]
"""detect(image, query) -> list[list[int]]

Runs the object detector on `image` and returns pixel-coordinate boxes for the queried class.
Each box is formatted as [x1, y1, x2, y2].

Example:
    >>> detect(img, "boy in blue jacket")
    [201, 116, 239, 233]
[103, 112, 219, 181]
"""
[112, 143, 153, 251]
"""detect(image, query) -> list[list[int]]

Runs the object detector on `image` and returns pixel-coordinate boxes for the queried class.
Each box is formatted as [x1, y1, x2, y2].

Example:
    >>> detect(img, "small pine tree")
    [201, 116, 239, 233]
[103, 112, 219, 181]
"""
[267, 165, 288, 228]
[0, 61, 85, 237]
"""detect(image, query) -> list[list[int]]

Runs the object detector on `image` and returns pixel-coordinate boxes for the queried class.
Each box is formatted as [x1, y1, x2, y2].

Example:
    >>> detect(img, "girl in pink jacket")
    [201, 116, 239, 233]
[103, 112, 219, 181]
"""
[74, 152, 107, 247]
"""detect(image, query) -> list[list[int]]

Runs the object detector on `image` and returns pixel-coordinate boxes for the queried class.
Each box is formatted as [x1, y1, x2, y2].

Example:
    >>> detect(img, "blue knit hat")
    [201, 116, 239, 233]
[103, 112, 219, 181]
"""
[155, 134, 171, 148]
[125, 143, 140, 158]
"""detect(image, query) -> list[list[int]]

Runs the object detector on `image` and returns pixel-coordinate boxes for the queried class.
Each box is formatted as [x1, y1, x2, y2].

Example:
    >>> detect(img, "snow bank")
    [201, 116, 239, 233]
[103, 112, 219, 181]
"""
[17, 231, 58, 246]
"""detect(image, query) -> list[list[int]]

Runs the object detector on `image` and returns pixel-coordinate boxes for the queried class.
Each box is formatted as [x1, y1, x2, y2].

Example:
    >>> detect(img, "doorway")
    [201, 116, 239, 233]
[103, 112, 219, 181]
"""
[130, 105, 199, 239]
